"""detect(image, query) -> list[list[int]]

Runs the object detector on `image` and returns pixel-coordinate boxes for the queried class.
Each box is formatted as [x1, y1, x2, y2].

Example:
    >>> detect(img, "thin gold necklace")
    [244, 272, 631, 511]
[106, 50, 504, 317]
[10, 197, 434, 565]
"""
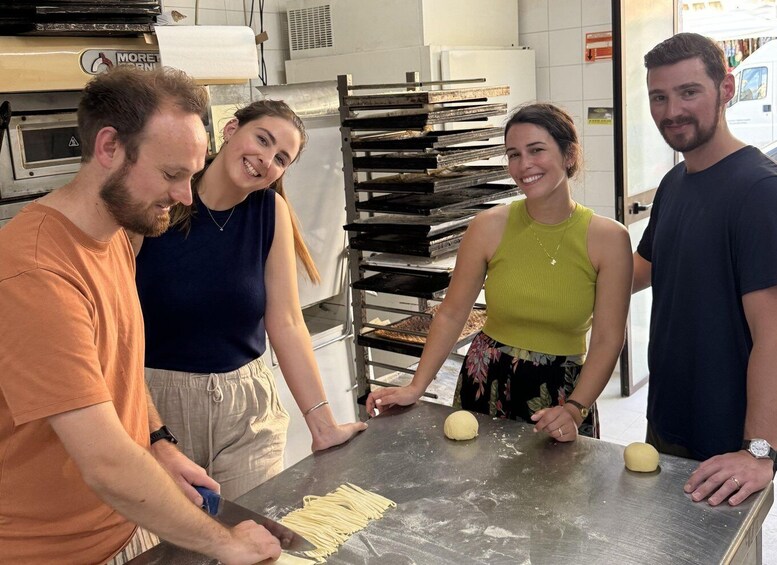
[203, 202, 236, 232]
[527, 203, 577, 266]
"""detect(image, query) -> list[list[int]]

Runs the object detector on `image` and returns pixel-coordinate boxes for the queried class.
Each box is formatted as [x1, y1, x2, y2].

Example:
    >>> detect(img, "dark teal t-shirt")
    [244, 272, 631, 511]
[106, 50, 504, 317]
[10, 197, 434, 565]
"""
[637, 146, 777, 459]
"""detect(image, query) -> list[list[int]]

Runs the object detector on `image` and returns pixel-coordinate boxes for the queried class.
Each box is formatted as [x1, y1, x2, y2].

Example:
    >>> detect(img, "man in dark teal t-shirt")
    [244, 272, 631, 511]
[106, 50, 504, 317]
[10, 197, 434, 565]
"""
[634, 32, 777, 507]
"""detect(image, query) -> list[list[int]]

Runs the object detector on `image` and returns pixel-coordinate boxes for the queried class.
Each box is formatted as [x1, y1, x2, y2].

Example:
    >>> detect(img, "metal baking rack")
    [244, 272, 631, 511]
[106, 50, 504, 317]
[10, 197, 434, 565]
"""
[337, 72, 515, 408]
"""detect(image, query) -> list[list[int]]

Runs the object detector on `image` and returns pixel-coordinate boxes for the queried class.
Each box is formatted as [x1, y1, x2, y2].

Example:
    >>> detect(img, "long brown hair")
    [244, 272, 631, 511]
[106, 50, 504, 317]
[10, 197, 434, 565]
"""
[170, 99, 320, 283]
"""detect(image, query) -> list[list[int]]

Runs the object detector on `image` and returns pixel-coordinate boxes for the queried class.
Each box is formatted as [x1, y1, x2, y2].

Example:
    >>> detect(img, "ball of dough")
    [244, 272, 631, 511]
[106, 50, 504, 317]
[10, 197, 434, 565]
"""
[444, 410, 479, 440]
[624, 442, 660, 472]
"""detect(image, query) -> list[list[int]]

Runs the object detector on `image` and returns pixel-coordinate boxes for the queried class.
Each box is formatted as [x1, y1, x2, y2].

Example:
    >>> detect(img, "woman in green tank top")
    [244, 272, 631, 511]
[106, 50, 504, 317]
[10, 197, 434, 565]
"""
[366, 104, 633, 442]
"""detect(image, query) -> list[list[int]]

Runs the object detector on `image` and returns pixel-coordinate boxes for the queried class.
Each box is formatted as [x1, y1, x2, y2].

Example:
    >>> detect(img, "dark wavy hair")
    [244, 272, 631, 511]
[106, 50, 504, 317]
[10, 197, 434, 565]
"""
[504, 103, 582, 178]
[644, 32, 727, 87]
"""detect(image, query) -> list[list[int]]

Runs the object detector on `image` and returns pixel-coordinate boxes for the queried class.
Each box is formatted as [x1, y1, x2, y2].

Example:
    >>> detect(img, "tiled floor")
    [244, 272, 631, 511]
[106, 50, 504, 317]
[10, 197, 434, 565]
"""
[598, 376, 777, 564]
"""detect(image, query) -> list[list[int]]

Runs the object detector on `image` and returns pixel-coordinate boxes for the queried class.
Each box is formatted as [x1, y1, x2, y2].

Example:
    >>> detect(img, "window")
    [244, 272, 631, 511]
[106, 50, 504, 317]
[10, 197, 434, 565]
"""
[739, 66, 768, 102]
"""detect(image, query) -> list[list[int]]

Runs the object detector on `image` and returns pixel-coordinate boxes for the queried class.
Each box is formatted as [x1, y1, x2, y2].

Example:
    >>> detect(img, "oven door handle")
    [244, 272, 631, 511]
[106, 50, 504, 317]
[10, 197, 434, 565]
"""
[0, 101, 11, 154]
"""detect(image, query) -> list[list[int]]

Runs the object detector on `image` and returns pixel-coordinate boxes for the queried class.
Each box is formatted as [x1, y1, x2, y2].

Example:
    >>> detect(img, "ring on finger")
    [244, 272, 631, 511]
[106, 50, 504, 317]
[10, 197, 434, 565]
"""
[729, 476, 742, 490]
[558, 427, 564, 438]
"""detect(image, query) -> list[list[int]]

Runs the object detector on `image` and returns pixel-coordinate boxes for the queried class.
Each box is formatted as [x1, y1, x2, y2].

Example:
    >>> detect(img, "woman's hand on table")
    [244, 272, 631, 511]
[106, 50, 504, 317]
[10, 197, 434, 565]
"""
[309, 420, 368, 452]
[531, 405, 580, 442]
[366, 384, 424, 417]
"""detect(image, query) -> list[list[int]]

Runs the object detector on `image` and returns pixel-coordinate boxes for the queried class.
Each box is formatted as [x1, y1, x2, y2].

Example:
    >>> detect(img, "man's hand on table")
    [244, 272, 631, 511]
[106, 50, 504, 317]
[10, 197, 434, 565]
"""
[684, 450, 774, 506]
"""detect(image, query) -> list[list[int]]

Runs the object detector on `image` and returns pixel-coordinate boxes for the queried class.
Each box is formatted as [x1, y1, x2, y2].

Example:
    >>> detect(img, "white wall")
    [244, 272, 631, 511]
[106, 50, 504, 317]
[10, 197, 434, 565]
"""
[519, 0, 616, 219]
[161, 0, 617, 217]
[162, 0, 291, 85]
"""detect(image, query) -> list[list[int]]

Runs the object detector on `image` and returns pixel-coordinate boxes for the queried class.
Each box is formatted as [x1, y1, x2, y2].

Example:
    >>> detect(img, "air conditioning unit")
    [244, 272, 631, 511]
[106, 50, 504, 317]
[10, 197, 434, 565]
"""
[286, 0, 519, 60]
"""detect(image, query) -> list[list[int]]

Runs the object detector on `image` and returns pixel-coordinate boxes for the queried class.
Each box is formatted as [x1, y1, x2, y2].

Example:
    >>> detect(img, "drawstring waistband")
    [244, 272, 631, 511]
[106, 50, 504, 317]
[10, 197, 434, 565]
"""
[205, 374, 224, 474]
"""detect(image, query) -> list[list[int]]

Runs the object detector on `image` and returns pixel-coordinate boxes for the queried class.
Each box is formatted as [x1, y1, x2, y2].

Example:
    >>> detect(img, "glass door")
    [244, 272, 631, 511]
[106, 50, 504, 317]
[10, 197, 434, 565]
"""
[613, 0, 678, 395]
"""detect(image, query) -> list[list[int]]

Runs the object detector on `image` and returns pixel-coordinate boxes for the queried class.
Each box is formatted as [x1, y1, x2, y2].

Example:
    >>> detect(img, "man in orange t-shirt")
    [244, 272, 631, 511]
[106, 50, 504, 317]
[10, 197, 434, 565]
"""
[0, 66, 282, 564]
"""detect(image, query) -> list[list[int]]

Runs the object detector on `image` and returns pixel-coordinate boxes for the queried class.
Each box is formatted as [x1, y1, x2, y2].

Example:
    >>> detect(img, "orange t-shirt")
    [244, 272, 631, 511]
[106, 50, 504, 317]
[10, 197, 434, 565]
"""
[0, 203, 149, 564]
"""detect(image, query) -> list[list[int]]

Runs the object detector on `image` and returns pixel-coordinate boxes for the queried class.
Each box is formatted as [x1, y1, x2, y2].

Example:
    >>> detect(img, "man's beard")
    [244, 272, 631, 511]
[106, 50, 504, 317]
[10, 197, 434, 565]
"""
[658, 92, 721, 153]
[99, 161, 172, 237]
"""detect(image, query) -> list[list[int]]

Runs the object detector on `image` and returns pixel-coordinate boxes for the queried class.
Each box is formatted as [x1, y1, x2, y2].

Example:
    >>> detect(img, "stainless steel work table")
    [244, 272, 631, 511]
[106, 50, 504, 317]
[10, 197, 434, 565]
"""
[130, 402, 773, 564]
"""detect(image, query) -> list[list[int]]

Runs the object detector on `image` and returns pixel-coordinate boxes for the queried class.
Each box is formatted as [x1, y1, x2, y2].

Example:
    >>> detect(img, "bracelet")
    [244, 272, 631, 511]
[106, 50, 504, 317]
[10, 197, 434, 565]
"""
[304, 400, 329, 416]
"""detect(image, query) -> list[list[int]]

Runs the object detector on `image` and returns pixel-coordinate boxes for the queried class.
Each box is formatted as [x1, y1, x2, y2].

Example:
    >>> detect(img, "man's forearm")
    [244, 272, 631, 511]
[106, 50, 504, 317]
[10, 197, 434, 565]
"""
[49, 403, 234, 561]
[146, 385, 164, 432]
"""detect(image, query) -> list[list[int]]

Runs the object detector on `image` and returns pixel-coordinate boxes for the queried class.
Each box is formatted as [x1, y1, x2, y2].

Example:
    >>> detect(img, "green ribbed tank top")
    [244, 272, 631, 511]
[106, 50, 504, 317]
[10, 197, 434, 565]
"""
[482, 199, 597, 355]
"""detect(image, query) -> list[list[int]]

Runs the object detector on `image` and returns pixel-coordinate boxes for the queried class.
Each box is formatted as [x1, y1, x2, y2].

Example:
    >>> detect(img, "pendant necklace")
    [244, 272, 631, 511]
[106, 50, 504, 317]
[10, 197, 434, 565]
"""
[204, 203, 236, 232]
[527, 203, 577, 266]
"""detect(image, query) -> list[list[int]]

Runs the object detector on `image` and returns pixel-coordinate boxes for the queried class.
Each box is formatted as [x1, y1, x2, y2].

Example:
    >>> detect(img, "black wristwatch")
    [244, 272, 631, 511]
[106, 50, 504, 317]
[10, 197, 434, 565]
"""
[150, 425, 178, 446]
[565, 399, 590, 419]
[742, 438, 777, 471]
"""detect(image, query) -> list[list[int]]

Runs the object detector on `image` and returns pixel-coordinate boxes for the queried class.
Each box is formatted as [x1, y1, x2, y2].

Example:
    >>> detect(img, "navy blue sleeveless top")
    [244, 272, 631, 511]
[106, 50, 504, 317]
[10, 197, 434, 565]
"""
[136, 189, 276, 373]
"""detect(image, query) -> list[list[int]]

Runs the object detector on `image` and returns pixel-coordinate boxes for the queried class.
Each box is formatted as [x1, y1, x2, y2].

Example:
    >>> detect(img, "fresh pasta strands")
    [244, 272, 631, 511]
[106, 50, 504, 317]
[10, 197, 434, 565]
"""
[279, 483, 396, 562]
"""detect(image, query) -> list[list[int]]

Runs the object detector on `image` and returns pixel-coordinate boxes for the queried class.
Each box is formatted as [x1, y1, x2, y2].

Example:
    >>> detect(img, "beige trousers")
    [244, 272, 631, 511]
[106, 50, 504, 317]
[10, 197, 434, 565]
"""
[145, 357, 290, 500]
[105, 527, 160, 565]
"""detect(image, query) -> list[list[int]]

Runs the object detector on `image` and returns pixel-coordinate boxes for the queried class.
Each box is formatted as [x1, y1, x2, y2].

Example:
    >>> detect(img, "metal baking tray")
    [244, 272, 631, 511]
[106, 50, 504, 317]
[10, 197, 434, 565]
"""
[350, 127, 503, 151]
[352, 271, 451, 299]
[344, 209, 476, 237]
[342, 103, 507, 130]
[349, 228, 466, 257]
[357, 307, 486, 357]
[356, 183, 520, 215]
[352, 144, 504, 172]
[343, 85, 510, 108]
[354, 166, 511, 194]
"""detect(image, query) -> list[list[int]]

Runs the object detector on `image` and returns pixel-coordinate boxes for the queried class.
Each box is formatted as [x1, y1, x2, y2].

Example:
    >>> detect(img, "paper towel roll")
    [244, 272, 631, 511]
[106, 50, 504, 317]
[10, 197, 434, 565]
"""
[154, 25, 259, 83]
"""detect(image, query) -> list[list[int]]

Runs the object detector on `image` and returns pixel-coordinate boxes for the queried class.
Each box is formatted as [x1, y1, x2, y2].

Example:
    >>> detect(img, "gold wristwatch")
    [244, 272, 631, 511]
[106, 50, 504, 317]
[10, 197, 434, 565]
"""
[565, 399, 589, 419]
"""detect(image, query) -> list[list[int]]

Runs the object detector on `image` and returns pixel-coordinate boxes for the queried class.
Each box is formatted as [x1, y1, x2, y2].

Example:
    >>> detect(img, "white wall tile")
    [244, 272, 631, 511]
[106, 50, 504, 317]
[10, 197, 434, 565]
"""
[557, 100, 583, 128]
[195, 0, 225, 10]
[584, 171, 615, 206]
[582, 60, 612, 100]
[520, 31, 549, 68]
[583, 135, 614, 171]
[581, 0, 612, 27]
[549, 65, 583, 101]
[192, 8, 229, 24]
[226, 9, 249, 26]
[248, 11, 288, 49]
[589, 204, 615, 219]
[518, 0, 548, 34]
[548, 0, 581, 30]
[163, 0, 196, 11]
[570, 170, 586, 202]
[535, 66, 550, 101]
[549, 28, 583, 66]
[259, 0, 286, 13]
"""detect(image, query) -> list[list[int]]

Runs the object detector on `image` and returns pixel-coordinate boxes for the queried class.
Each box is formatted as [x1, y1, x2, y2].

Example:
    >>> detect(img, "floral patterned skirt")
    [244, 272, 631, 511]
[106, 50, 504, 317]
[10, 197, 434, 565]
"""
[453, 331, 600, 438]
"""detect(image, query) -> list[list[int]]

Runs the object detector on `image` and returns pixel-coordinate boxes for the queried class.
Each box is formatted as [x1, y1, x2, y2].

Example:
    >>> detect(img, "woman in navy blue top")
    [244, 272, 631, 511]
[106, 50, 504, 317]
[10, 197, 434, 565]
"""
[133, 100, 366, 499]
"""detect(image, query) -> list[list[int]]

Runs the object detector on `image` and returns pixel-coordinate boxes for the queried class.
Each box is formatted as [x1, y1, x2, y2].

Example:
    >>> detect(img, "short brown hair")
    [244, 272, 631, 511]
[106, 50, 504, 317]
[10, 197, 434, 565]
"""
[78, 65, 209, 163]
[504, 103, 582, 177]
[644, 32, 727, 87]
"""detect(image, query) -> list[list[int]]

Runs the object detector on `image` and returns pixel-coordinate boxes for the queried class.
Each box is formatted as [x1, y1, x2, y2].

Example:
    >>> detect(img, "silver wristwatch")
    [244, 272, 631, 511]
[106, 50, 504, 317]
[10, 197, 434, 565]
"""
[742, 438, 777, 471]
